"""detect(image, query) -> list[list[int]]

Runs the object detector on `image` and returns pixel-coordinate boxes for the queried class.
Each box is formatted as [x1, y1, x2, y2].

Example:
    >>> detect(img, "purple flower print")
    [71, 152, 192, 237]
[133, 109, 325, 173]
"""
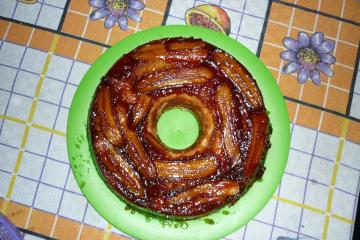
[89, 0, 145, 30]
[280, 32, 336, 85]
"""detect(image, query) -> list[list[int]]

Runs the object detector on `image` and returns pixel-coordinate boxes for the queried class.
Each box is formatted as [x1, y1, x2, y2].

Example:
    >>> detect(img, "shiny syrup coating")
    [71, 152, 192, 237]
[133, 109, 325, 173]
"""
[89, 37, 271, 218]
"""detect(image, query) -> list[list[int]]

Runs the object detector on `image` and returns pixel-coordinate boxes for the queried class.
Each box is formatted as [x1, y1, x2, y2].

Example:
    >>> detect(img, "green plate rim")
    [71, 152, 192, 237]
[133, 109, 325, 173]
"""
[67, 25, 290, 240]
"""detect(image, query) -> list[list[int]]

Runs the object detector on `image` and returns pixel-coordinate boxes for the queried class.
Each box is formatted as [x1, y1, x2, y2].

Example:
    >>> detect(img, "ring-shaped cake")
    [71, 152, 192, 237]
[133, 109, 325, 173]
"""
[89, 37, 271, 218]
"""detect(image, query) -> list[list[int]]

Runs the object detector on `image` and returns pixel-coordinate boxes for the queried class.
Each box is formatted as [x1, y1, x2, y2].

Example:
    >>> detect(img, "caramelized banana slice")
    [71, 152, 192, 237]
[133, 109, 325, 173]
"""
[155, 158, 218, 179]
[244, 112, 269, 177]
[119, 83, 137, 105]
[132, 47, 167, 61]
[97, 86, 123, 147]
[136, 42, 166, 53]
[165, 48, 208, 62]
[159, 178, 199, 193]
[167, 39, 206, 51]
[153, 181, 238, 216]
[154, 195, 227, 217]
[131, 94, 152, 128]
[135, 66, 213, 92]
[93, 135, 145, 198]
[132, 43, 208, 62]
[216, 84, 241, 163]
[132, 42, 167, 61]
[167, 180, 239, 205]
[208, 128, 223, 155]
[144, 94, 214, 160]
[213, 51, 263, 109]
[115, 105, 157, 179]
[134, 60, 188, 79]
[108, 78, 137, 105]
[134, 60, 167, 78]
[180, 196, 226, 206]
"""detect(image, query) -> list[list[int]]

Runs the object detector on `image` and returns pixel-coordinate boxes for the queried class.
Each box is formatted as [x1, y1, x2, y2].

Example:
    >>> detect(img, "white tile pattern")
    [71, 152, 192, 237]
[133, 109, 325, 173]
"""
[165, 0, 269, 54]
[0, 0, 66, 30]
[0, 1, 358, 240]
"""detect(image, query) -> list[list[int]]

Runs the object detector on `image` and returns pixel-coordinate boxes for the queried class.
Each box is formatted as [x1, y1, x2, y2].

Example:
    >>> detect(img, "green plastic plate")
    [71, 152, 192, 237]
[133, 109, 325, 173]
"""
[67, 25, 290, 240]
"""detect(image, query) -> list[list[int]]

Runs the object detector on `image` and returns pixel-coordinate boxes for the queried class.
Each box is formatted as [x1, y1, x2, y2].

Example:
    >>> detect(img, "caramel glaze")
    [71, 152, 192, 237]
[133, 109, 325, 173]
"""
[89, 37, 271, 218]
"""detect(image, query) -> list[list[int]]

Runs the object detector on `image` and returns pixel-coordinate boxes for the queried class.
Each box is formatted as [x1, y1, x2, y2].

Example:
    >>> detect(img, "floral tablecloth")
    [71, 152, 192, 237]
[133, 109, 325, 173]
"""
[0, 0, 359, 239]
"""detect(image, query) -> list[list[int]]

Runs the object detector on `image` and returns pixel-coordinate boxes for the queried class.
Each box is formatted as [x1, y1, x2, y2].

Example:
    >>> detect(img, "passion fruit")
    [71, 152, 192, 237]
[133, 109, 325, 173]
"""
[185, 4, 231, 35]
[18, 0, 38, 3]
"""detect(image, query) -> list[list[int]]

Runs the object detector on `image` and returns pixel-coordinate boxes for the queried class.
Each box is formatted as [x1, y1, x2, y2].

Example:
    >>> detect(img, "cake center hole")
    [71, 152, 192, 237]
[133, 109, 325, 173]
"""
[157, 107, 200, 150]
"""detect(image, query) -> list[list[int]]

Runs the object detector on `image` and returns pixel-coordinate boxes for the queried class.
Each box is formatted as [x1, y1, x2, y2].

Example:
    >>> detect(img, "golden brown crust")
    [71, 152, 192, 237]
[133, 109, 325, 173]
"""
[144, 94, 214, 160]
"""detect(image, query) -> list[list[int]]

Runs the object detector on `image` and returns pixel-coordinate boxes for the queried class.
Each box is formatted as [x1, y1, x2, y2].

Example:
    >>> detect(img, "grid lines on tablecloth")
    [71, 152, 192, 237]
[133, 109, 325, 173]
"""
[261, 1, 359, 118]
[0, 22, 129, 239]
[0, 31, 63, 232]
[60, 0, 167, 46]
[0, 0, 359, 240]
[0, 23, 122, 240]
[278, 0, 359, 24]
[349, 56, 360, 120]
[164, 0, 360, 125]
[0, 0, 67, 30]
[165, 0, 269, 54]
[0, 28, 358, 240]
[256, 1, 360, 239]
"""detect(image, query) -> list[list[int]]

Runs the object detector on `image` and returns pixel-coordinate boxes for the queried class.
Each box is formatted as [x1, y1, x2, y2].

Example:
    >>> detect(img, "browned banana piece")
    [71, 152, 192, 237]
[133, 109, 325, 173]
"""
[132, 49, 167, 61]
[213, 51, 263, 109]
[216, 84, 241, 164]
[177, 195, 226, 210]
[167, 39, 206, 51]
[134, 60, 167, 78]
[131, 94, 152, 128]
[134, 60, 188, 79]
[165, 48, 208, 62]
[208, 129, 229, 173]
[120, 84, 137, 105]
[236, 93, 252, 132]
[167, 180, 239, 205]
[135, 42, 166, 54]
[135, 66, 213, 92]
[154, 195, 227, 217]
[97, 86, 123, 147]
[159, 178, 199, 193]
[132, 44, 208, 63]
[132, 42, 167, 61]
[114, 105, 157, 179]
[155, 158, 218, 179]
[243, 112, 269, 177]
[93, 135, 145, 198]
[109, 79, 137, 105]
[208, 128, 223, 155]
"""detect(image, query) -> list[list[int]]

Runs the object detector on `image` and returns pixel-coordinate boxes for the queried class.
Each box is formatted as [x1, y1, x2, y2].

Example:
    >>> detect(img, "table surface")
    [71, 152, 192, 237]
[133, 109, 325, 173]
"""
[0, 0, 359, 240]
